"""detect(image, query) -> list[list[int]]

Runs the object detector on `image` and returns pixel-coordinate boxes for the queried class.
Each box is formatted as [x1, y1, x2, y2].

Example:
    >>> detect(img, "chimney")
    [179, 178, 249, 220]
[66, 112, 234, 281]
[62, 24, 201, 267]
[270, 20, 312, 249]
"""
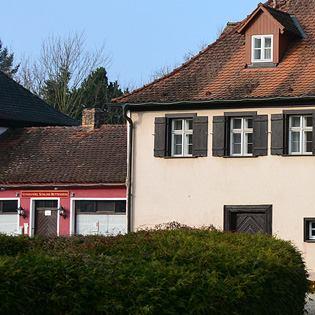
[82, 108, 106, 129]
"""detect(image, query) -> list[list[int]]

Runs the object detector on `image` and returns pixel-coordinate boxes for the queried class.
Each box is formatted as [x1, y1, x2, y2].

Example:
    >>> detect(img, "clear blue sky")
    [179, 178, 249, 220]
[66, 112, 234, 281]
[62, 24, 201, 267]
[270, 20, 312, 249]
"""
[1, 0, 259, 90]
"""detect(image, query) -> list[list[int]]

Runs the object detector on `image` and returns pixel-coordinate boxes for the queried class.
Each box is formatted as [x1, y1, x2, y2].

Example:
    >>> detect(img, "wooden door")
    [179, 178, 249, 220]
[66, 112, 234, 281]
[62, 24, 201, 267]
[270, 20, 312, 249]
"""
[35, 200, 58, 237]
[224, 205, 272, 235]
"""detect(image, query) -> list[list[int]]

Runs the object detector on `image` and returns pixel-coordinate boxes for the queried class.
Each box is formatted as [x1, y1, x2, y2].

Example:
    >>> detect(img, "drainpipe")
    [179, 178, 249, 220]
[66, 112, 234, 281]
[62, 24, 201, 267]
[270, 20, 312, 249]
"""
[123, 105, 133, 233]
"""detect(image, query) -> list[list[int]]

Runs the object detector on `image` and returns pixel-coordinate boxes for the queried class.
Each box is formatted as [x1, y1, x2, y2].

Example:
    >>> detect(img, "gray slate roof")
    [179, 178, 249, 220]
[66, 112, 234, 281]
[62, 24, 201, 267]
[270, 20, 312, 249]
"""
[0, 71, 77, 127]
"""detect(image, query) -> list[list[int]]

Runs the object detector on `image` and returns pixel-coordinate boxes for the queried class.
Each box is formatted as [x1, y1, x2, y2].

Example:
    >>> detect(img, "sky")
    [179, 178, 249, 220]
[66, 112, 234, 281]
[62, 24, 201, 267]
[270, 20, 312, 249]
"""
[0, 0, 259, 90]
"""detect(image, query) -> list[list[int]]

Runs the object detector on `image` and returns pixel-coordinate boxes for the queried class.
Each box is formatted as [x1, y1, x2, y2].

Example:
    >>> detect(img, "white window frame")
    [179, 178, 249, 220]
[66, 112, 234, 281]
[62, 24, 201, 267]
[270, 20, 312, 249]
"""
[171, 119, 193, 157]
[288, 115, 313, 155]
[70, 198, 127, 236]
[251, 35, 273, 63]
[230, 117, 254, 157]
[309, 221, 315, 241]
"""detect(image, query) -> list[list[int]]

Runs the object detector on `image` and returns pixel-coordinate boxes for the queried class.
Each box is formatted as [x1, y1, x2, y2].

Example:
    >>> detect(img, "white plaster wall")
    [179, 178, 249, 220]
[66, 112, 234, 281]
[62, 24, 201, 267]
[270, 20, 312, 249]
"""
[131, 106, 315, 280]
[76, 214, 126, 236]
[0, 214, 18, 235]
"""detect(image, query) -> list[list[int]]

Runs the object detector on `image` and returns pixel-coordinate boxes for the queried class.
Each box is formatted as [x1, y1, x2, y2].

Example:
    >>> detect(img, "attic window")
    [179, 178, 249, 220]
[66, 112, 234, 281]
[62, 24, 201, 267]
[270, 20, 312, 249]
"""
[252, 35, 273, 63]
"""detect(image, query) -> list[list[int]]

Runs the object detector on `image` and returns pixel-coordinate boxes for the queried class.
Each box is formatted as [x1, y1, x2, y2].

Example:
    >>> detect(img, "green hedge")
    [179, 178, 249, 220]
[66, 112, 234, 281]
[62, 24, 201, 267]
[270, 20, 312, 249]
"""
[0, 229, 309, 315]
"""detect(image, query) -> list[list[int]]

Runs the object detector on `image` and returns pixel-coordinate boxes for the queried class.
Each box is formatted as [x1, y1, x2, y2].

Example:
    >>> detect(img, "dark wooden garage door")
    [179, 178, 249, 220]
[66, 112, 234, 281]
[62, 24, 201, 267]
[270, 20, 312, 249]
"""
[224, 205, 272, 235]
[35, 200, 58, 237]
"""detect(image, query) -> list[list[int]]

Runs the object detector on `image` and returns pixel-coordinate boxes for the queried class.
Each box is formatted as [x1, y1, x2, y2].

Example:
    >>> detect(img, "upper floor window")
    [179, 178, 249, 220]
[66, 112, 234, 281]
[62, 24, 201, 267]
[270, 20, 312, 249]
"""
[252, 35, 273, 63]
[171, 119, 193, 157]
[230, 117, 253, 156]
[154, 115, 208, 158]
[289, 115, 313, 155]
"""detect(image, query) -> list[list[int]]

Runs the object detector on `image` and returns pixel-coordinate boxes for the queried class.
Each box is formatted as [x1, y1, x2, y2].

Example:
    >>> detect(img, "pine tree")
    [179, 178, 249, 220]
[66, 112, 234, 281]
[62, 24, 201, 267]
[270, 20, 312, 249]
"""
[75, 67, 124, 123]
[0, 40, 19, 77]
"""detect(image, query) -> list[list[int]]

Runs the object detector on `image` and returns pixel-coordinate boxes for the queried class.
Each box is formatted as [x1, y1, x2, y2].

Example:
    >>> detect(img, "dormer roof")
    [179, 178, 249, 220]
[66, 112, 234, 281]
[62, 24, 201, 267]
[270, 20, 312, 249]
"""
[238, 3, 302, 37]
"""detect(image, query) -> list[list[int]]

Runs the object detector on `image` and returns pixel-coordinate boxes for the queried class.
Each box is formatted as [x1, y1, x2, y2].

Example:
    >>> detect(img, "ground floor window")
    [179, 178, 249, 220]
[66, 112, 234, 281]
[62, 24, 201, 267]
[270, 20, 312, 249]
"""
[75, 200, 126, 214]
[0, 200, 18, 213]
[304, 218, 315, 242]
[74, 199, 127, 236]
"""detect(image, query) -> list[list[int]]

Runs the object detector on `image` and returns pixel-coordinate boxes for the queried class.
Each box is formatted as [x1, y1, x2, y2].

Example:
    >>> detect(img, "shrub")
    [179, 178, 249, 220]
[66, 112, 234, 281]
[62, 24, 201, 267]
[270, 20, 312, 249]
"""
[0, 229, 309, 315]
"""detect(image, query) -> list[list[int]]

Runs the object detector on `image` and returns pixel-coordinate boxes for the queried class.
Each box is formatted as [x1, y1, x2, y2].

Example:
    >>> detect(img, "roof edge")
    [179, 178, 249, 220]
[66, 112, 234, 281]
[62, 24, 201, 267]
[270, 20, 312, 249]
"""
[0, 182, 126, 189]
[122, 95, 315, 111]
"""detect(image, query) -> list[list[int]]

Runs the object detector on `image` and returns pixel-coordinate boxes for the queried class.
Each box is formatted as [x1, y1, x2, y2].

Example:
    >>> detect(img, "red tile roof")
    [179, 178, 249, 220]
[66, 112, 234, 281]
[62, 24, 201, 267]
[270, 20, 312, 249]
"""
[115, 0, 315, 104]
[0, 125, 126, 186]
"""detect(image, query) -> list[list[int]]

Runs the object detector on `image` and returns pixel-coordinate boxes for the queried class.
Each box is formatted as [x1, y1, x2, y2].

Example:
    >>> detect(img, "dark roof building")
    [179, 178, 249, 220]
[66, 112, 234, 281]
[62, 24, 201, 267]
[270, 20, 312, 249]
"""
[0, 71, 77, 127]
[114, 0, 315, 105]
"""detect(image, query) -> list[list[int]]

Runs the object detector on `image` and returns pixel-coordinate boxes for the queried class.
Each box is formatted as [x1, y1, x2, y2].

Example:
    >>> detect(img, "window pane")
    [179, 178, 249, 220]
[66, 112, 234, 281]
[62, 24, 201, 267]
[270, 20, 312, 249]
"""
[246, 133, 253, 155]
[174, 135, 182, 155]
[245, 118, 253, 129]
[254, 49, 261, 60]
[291, 116, 301, 127]
[232, 133, 242, 154]
[254, 38, 261, 48]
[265, 37, 272, 48]
[96, 201, 115, 212]
[311, 222, 315, 230]
[115, 201, 126, 213]
[305, 116, 313, 128]
[186, 119, 193, 131]
[186, 134, 193, 155]
[291, 131, 300, 153]
[75, 201, 96, 213]
[173, 120, 182, 131]
[305, 131, 312, 153]
[264, 48, 272, 60]
[232, 118, 242, 129]
[1, 200, 18, 213]
[233, 144, 241, 154]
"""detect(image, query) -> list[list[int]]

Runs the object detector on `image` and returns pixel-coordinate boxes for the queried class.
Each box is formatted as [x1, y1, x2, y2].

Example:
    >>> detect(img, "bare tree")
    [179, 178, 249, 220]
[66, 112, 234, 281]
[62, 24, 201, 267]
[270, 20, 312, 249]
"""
[18, 32, 109, 118]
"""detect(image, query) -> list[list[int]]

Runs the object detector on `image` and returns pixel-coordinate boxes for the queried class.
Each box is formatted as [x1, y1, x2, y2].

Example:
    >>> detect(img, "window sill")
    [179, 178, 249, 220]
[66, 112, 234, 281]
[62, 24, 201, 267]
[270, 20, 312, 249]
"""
[223, 155, 259, 159]
[164, 156, 199, 160]
[304, 240, 315, 243]
[282, 154, 314, 157]
[247, 62, 277, 68]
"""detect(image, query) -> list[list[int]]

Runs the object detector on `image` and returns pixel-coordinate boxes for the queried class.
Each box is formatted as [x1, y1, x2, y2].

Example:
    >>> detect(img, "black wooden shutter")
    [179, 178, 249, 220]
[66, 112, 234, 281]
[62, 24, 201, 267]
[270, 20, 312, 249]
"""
[192, 116, 208, 157]
[154, 117, 167, 157]
[271, 114, 285, 155]
[212, 116, 226, 157]
[253, 115, 268, 156]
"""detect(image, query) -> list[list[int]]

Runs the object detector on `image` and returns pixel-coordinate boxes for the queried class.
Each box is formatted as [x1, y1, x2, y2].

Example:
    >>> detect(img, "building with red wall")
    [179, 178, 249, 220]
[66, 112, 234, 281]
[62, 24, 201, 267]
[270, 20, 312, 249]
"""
[0, 109, 127, 237]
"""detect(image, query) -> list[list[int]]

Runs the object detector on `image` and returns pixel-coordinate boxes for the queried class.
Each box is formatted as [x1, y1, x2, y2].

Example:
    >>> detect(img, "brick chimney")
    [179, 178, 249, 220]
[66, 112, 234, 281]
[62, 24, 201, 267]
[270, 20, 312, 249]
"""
[82, 108, 106, 129]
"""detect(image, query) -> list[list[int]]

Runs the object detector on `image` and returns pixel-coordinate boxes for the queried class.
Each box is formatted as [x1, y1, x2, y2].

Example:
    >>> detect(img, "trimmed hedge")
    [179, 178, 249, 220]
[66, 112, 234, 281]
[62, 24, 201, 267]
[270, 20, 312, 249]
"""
[0, 229, 309, 315]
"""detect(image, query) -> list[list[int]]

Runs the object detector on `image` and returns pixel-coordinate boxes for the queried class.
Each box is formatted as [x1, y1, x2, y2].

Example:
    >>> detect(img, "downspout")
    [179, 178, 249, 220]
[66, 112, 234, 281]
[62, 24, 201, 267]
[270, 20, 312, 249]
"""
[123, 105, 133, 233]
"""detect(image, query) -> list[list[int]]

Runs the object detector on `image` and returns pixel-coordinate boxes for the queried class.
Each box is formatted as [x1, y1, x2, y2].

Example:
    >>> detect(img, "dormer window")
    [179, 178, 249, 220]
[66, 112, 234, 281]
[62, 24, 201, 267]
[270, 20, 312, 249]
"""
[252, 35, 273, 63]
[238, 3, 303, 68]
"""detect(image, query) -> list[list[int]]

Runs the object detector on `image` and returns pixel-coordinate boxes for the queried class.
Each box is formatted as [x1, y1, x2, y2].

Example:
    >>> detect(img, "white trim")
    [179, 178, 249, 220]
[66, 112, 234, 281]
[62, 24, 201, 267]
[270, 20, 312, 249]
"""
[288, 115, 313, 155]
[70, 198, 127, 236]
[29, 198, 60, 237]
[230, 117, 253, 157]
[0, 198, 20, 235]
[171, 118, 193, 157]
[251, 35, 274, 63]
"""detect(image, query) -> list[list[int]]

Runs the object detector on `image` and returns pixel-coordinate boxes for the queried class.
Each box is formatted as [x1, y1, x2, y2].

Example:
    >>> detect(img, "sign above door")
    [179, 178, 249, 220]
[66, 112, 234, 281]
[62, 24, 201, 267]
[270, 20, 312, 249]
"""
[21, 191, 69, 198]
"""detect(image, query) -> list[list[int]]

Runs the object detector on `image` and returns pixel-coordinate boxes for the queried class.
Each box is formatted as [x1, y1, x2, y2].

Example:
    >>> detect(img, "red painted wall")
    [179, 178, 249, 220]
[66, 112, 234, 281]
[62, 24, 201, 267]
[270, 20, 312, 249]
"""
[0, 186, 126, 236]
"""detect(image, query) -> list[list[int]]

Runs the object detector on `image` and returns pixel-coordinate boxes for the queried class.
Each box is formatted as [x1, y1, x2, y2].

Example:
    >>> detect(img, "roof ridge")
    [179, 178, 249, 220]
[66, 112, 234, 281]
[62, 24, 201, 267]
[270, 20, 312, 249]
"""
[113, 21, 241, 103]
